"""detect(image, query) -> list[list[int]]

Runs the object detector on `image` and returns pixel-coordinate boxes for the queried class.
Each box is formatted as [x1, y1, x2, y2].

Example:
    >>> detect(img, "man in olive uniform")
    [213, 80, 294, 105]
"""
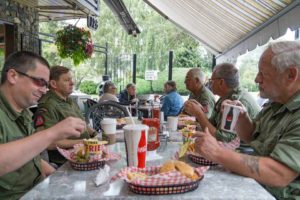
[193, 40, 300, 199]
[34, 66, 96, 166]
[0, 51, 85, 199]
[185, 63, 260, 142]
[184, 67, 215, 118]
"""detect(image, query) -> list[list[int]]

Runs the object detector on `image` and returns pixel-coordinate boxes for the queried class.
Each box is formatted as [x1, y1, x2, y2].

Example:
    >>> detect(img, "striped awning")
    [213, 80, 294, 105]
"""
[144, 0, 300, 63]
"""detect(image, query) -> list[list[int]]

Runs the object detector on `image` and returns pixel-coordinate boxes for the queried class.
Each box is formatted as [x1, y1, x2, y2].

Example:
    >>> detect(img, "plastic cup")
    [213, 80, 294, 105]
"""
[167, 116, 178, 132]
[100, 118, 117, 144]
[123, 124, 149, 168]
[220, 104, 241, 133]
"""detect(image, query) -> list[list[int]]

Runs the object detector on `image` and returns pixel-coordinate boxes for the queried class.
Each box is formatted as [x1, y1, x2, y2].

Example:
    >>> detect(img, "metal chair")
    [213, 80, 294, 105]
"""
[85, 100, 129, 132]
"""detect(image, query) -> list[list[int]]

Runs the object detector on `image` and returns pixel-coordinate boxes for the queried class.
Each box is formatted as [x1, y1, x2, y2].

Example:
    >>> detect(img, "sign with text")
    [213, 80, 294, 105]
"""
[145, 70, 158, 81]
[87, 15, 99, 30]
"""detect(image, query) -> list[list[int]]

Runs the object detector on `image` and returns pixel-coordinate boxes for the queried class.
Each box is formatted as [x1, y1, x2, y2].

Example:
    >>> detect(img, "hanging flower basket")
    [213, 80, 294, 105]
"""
[55, 25, 94, 66]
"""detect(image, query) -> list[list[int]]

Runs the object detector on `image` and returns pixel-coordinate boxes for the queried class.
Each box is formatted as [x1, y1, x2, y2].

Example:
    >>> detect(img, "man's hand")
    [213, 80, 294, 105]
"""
[193, 127, 222, 162]
[49, 117, 86, 141]
[184, 100, 204, 116]
[221, 99, 254, 143]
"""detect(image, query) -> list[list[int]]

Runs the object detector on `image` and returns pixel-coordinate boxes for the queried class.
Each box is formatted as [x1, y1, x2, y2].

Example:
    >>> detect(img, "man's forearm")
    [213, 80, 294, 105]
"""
[196, 112, 217, 137]
[0, 129, 56, 176]
[216, 149, 298, 187]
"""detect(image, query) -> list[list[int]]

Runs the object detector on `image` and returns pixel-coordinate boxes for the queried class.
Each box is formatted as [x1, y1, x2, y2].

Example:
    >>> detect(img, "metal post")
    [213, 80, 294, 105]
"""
[212, 54, 216, 70]
[168, 51, 173, 80]
[133, 54, 137, 84]
[105, 42, 108, 75]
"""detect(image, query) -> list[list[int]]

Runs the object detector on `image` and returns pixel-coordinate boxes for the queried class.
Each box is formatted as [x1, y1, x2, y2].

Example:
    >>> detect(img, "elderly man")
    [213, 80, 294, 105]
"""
[0, 51, 85, 199]
[184, 68, 215, 118]
[193, 40, 300, 199]
[98, 81, 119, 102]
[118, 83, 138, 105]
[34, 66, 96, 166]
[161, 80, 183, 120]
[185, 63, 260, 142]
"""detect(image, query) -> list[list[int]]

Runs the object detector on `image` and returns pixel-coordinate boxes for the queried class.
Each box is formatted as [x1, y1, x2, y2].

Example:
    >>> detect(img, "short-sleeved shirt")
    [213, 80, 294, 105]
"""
[250, 92, 300, 199]
[161, 90, 184, 120]
[34, 90, 90, 165]
[0, 91, 43, 200]
[188, 86, 215, 118]
[211, 87, 260, 142]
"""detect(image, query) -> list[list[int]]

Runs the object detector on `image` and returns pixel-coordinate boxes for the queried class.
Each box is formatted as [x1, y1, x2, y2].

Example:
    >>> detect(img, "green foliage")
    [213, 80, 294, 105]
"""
[55, 25, 93, 66]
[174, 46, 212, 71]
[79, 80, 98, 94]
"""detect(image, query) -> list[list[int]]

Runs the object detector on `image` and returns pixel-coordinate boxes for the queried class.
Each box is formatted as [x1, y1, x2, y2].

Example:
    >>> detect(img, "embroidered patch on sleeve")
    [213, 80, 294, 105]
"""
[34, 115, 45, 127]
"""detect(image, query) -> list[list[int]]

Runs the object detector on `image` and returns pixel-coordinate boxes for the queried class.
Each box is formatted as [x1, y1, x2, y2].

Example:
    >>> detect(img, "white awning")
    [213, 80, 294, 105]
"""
[144, 0, 300, 63]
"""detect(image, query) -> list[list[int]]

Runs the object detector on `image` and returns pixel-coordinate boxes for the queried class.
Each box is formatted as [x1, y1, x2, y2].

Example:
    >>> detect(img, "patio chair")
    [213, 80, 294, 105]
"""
[85, 100, 130, 132]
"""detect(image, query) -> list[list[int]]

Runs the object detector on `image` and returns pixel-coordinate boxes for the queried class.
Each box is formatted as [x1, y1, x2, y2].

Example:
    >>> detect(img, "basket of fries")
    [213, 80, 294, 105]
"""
[57, 139, 121, 171]
[114, 160, 208, 195]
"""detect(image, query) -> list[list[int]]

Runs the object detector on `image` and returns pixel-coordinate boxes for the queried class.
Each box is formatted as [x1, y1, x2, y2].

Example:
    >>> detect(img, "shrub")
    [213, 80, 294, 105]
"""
[79, 80, 98, 95]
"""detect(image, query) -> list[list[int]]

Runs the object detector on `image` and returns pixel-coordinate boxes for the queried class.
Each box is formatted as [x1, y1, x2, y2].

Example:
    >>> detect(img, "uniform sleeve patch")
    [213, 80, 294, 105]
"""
[34, 115, 45, 127]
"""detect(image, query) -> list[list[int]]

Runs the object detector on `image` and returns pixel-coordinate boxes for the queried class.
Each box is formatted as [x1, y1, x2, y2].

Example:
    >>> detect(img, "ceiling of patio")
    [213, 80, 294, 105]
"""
[17, 0, 100, 22]
[144, 0, 300, 63]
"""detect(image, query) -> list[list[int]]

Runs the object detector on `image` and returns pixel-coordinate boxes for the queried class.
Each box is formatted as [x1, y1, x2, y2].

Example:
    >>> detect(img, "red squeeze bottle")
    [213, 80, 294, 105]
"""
[137, 130, 147, 168]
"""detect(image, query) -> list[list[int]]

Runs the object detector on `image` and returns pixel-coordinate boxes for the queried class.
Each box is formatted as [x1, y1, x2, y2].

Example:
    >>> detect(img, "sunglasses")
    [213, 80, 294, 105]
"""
[15, 70, 49, 88]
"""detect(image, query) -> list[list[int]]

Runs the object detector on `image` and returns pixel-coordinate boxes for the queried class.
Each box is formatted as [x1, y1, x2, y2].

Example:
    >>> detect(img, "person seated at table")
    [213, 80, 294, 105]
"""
[0, 51, 85, 199]
[161, 80, 183, 121]
[193, 40, 300, 199]
[118, 83, 138, 105]
[98, 81, 119, 102]
[184, 67, 215, 118]
[34, 66, 97, 167]
[185, 63, 260, 143]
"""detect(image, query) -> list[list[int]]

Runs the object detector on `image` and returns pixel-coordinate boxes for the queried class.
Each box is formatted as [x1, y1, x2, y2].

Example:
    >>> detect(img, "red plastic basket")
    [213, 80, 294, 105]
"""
[188, 154, 218, 166]
[128, 176, 203, 195]
[69, 160, 105, 171]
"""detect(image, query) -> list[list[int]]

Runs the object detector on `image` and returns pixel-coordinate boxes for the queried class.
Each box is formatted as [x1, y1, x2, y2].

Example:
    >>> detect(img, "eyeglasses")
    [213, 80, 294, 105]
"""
[15, 70, 49, 88]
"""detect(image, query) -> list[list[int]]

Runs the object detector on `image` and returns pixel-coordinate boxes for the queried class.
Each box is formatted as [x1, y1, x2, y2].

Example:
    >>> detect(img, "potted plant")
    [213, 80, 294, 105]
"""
[55, 25, 94, 66]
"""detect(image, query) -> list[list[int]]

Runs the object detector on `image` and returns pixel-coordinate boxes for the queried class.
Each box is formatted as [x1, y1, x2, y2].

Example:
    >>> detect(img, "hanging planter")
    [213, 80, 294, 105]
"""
[55, 25, 94, 66]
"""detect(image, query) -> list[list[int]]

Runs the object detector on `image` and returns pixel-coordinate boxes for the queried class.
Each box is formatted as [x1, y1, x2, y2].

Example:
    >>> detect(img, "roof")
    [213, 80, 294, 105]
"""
[15, 0, 100, 21]
[144, 0, 300, 63]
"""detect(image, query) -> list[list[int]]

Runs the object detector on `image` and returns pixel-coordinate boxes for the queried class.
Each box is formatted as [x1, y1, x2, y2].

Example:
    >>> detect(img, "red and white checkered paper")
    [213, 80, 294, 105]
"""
[174, 136, 241, 165]
[112, 165, 209, 186]
[57, 145, 121, 163]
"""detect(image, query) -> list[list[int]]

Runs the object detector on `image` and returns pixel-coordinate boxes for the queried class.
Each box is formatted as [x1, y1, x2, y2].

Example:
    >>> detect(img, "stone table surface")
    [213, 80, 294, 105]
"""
[21, 142, 275, 200]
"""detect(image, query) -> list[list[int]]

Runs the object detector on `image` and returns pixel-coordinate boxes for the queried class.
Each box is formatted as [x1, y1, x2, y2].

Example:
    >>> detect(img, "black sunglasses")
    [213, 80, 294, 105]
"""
[15, 70, 49, 88]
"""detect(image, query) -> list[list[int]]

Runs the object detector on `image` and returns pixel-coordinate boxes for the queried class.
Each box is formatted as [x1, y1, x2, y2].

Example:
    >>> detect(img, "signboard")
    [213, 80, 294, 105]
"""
[145, 70, 158, 81]
[87, 15, 99, 30]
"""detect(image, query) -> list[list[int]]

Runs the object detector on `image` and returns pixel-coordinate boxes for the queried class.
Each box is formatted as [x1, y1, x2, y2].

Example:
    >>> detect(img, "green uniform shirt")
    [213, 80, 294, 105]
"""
[34, 90, 90, 165]
[251, 92, 300, 199]
[212, 87, 260, 142]
[188, 86, 215, 118]
[0, 91, 43, 200]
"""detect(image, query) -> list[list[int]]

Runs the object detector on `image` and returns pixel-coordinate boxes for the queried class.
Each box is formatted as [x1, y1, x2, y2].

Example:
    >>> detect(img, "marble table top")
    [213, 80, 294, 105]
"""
[21, 141, 275, 200]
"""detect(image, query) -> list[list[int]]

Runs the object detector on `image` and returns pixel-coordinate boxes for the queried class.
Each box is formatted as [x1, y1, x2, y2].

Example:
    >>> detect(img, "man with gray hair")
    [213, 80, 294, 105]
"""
[184, 67, 215, 118]
[192, 40, 300, 199]
[185, 63, 260, 143]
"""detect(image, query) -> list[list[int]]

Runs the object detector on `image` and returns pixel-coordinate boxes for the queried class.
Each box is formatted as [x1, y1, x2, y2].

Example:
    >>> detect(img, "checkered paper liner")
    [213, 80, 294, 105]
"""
[114, 165, 208, 185]
[179, 137, 241, 166]
[57, 146, 121, 171]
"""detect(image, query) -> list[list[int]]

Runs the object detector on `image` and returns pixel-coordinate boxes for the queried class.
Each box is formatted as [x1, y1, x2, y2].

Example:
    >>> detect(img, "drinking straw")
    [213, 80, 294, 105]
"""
[126, 106, 135, 125]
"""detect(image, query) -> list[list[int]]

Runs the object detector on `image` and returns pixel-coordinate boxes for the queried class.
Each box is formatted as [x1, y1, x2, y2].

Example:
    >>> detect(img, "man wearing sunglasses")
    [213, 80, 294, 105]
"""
[184, 63, 260, 143]
[34, 66, 97, 167]
[0, 51, 86, 199]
